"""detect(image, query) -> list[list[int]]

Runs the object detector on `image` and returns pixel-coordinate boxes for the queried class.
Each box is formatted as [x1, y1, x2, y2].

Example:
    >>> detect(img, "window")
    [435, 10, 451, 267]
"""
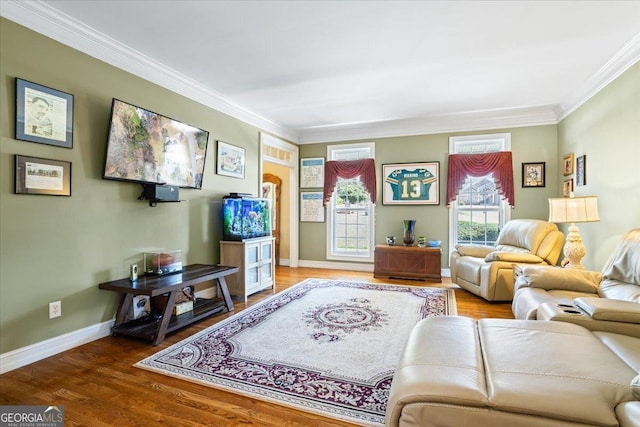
[326, 143, 375, 262]
[448, 134, 511, 252]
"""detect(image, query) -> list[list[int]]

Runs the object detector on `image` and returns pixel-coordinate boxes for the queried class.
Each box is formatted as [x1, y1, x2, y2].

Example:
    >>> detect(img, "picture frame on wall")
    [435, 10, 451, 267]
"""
[300, 157, 325, 188]
[563, 178, 574, 197]
[15, 155, 71, 196]
[522, 162, 545, 188]
[562, 153, 574, 176]
[15, 78, 74, 149]
[216, 140, 245, 179]
[300, 191, 325, 222]
[576, 155, 586, 186]
[382, 162, 439, 205]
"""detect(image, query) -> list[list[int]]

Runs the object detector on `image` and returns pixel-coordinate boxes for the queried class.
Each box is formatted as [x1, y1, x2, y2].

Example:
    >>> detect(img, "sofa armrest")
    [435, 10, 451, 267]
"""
[455, 244, 493, 258]
[484, 251, 544, 263]
[616, 401, 640, 427]
[515, 266, 602, 292]
[632, 375, 640, 399]
[574, 298, 640, 324]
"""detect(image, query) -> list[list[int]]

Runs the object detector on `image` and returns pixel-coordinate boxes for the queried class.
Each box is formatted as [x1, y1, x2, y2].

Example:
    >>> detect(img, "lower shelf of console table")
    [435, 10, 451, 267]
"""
[99, 264, 238, 345]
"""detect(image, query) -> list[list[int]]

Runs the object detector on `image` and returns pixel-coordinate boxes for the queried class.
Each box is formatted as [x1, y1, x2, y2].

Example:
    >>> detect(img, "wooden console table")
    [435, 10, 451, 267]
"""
[99, 264, 238, 345]
[374, 245, 442, 282]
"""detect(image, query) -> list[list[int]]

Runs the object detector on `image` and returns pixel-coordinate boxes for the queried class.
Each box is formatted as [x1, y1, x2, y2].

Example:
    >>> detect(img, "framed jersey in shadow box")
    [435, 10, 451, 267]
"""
[382, 162, 439, 205]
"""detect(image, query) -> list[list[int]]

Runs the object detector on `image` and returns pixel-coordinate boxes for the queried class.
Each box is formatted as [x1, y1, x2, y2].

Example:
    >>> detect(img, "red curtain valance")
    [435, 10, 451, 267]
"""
[446, 151, 515, 206]
[323, 159, 377, 206]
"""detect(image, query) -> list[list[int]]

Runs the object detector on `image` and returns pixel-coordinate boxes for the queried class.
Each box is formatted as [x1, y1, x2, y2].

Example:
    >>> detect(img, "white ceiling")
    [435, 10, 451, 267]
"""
[2, 1, 640, 143]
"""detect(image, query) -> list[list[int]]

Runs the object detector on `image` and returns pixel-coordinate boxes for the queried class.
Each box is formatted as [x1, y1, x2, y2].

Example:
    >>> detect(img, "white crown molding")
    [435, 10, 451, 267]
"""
[299, 105, 559, 144]
[2, 1, 637, 145]
[0, 0, 300, 143]
[557, 32, 640, 121]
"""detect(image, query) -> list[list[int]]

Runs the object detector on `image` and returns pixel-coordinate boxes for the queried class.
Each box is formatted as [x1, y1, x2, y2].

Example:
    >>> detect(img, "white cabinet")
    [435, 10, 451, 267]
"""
[219, 236, 275, 302]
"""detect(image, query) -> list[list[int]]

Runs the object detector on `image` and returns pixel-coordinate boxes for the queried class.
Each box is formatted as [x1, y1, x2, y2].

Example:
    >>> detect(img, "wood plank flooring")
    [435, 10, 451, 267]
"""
[0, 267, 513, 426]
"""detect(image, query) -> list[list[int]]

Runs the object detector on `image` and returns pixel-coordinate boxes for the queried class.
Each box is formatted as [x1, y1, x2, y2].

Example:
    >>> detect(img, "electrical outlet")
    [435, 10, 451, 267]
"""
[49, 301, 61, 319]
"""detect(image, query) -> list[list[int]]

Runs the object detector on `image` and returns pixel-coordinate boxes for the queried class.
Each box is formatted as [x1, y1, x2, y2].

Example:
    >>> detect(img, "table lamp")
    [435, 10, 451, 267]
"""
[548, 193, 599, 269]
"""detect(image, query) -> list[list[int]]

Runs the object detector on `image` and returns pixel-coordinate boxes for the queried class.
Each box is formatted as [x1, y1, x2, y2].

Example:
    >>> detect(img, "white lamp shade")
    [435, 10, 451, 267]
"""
[548, 196, 600, 223]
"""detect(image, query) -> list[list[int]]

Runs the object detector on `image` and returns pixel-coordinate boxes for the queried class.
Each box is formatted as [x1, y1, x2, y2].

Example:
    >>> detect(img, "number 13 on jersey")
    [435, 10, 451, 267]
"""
[382, 162, 440, 205]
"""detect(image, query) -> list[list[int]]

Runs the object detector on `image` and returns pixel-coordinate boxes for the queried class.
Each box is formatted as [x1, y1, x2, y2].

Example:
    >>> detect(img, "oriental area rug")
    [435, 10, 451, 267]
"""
[136, 278, 457, 426]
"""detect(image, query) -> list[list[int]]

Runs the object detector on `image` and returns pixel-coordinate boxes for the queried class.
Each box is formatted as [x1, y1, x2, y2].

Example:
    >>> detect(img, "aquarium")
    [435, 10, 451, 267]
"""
[223, 195, 271, 241]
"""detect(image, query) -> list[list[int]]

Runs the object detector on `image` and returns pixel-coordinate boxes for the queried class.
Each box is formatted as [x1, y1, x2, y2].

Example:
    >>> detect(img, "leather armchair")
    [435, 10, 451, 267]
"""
[450, 219, 564, 301]
[512, 228, 640, 337]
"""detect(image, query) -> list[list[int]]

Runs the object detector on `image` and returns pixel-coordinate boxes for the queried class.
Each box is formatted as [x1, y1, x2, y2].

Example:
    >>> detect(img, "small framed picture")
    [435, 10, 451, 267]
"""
[576, 155, 586, 186]
[562, 153, 574, 176]
[216, 140, 245, 179]
[15, 78, 74, 148]
[563, 178, 574, 197]
[300, 191, 325, 222]
[522, 162, 545, 188]
[15, 155, 72, 196]
[300, 157, 325, 188]
[382, 162, 440, 205]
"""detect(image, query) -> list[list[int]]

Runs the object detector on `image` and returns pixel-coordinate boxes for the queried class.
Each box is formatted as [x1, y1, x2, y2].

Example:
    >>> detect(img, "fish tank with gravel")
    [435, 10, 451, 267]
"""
[222, 194, 271, 241]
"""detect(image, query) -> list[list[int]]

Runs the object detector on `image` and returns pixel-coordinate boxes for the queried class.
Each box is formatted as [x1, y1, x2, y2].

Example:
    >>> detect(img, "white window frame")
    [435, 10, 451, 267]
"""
[326, 142, 375, 262]
[448, 133, 512, 257]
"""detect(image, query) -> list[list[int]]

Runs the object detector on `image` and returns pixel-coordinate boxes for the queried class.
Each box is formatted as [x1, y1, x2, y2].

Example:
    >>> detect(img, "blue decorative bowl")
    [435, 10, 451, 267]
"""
[428, 240, 442, 247]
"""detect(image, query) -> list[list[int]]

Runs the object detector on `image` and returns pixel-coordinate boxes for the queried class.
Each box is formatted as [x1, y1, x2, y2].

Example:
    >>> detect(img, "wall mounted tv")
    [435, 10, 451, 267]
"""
[103, 98, 209, 189]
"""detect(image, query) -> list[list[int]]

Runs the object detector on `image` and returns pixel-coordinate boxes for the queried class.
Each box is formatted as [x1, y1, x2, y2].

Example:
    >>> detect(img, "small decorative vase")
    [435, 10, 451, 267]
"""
[403, 220, 416, 246]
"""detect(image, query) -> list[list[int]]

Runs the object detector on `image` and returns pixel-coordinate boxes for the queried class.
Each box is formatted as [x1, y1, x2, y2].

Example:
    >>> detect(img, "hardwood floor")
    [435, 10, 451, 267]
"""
[0, 267, 513, 426]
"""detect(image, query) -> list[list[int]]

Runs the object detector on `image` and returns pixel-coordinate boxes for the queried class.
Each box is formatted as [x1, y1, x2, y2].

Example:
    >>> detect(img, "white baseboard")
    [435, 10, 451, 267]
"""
[298, 259, 375, 272]
[0, 320, 114, 374]
[297, 259, 451, 278]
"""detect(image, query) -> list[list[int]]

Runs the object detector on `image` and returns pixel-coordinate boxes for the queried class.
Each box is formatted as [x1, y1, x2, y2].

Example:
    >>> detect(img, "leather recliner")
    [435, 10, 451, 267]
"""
[512, 228, 640, 337]
[450, 219, 565, 301]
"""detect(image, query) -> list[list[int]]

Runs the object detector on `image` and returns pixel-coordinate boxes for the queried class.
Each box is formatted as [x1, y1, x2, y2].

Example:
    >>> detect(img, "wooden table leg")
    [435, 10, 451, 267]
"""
[114, 293, 133, 327]
[153, 289, 179, 345]
[217, 277, 234, 312]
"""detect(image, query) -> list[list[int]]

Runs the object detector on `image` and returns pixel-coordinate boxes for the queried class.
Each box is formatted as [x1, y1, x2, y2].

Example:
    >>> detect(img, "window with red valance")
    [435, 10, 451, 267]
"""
[446, 151, 515, 206]
[323, 158, 377, 206]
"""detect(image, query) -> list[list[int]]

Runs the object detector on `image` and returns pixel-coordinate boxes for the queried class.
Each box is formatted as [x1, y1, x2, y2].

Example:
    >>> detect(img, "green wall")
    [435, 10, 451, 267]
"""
[0, 19, 260, 353]
[299, 125, 559, 265]
[557, 61, 640, 270]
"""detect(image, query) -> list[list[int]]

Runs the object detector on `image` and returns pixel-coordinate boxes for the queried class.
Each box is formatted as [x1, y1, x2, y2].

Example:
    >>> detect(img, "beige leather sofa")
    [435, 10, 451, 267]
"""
[386, 316, 640, 427]
[512, 228, 640, 337]
[450, 219, 564, 301]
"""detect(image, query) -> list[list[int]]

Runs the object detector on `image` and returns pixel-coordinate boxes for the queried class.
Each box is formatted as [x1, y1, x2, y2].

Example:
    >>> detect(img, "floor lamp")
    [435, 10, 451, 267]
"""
[548, 193, 600, 269]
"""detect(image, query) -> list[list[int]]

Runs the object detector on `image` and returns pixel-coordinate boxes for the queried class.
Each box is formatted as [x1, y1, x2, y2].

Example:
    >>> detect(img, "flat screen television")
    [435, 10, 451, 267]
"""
[103, 98, 209, 189]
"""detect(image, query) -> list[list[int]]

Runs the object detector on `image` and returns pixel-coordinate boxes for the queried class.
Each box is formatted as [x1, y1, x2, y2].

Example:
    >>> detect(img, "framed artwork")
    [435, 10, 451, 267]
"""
[576, 155, 586, 186]
[15, 78, 74, 148]
[562, 153, 574, 176]
[300, 157, 325, 188]
[563, 178, 574, 197]
[382, 162, 439, 205]
[216, 141, 245, 178]
[300, 191, 325, 222]
[15, 155, 71, 196]
[522, 162, 545, 188]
